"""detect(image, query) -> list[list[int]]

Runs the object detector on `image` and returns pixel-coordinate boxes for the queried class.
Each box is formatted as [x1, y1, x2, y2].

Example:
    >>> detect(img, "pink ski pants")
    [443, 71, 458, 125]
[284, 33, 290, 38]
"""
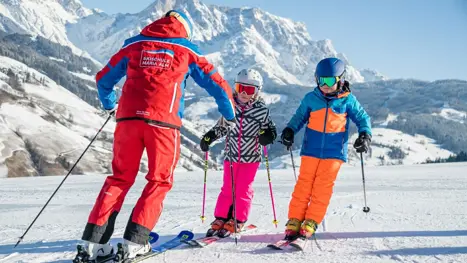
[214, 161, 260, 222]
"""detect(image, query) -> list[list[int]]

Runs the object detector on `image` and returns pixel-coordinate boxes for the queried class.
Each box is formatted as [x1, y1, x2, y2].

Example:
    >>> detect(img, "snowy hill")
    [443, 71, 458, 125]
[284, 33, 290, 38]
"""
[0, 55, 115, 178]
[1, 162, 467, 262]
[348, 128, 453, 166]
[0, 55, 206, 178]
[268, 128, 453, 169]
[351, 79, 467, 154]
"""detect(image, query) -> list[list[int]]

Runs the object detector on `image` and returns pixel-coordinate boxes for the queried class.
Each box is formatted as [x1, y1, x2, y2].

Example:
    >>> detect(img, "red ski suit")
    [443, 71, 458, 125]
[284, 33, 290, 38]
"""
[82, 12, 235, 245]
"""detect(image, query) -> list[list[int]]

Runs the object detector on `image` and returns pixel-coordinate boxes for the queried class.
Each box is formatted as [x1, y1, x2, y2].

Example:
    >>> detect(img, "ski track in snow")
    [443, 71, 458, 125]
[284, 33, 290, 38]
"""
[1, 163, 467, 262]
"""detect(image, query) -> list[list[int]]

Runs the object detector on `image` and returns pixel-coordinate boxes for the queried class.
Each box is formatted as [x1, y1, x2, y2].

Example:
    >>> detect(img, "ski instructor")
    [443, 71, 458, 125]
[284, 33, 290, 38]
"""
[76, 10, 236, 261]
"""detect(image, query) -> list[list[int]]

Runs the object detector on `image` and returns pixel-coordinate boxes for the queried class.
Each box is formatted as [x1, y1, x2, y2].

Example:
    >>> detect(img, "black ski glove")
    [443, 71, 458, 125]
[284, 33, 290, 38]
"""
[259, 127, 277, 146]
[200, 130, 217, 152]
[341, 80, 351, 92]
[354, 132, 371, 153]
[280, 127, 294, 148]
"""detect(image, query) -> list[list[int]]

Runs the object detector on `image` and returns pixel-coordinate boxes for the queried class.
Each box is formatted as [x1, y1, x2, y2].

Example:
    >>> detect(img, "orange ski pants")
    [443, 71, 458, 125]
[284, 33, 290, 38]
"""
[288, 156, 343, 223]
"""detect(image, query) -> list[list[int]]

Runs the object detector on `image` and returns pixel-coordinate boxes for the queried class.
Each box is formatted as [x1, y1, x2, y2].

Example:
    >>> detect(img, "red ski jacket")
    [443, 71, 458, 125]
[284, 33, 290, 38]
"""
[96, 14, 235, 129]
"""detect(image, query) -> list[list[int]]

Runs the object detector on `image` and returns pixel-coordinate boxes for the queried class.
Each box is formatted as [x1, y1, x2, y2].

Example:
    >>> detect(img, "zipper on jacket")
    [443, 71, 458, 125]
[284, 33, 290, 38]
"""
[237, 106, 245, 163]
[169, 82, 178, 113]
[320, 101, 330, 158]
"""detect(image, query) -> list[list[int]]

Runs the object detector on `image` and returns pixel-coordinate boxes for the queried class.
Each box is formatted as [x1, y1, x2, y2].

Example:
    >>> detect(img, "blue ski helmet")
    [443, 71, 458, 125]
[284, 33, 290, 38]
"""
[314, 57, 346, 79]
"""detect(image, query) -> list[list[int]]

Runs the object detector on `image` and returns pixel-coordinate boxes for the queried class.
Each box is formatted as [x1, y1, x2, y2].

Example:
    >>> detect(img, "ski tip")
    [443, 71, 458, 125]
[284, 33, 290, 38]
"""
[178, 230, 195, 241]
[149, 232, 159, 244]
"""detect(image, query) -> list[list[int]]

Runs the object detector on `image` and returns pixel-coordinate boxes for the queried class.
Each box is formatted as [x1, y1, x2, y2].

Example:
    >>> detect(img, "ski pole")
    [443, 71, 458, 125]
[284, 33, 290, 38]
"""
[201, 151, 208, 223]
[226, 126, 238, 245]
[263, 146, 278, 228]
[14, 115, 112, 248]
[289, 147, 298, 182]
[360, 152, 370, 213]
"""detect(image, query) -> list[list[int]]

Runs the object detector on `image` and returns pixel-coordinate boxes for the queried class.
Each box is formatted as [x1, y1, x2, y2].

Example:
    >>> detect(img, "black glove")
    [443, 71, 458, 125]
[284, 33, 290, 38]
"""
[341, 80, 351, 92]
[259, 128, 277, 146]
[354, 132, 371, 153]
[200, 130, 217, 152]
[280, 127, 294, 148]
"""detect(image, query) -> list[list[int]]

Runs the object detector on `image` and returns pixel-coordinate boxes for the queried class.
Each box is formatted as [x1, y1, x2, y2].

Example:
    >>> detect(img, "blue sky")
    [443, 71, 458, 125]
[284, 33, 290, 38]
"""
[80, 0, 467, 81]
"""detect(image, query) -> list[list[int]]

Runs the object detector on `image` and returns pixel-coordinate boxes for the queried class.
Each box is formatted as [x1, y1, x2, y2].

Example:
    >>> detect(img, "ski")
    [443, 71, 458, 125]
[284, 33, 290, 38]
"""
[148, 232, 160, 245]
[266, 239, 291, 250]
[73, 232, 159, 263]
[114, 230, 194, 263]
[182, 235, 220, 247]
[288, 237, 306, 251]
[72, 248, 115, 263]
[268, 234, 321, 251]
[290, 234, 322, 251]
[182, 224, 257, 248]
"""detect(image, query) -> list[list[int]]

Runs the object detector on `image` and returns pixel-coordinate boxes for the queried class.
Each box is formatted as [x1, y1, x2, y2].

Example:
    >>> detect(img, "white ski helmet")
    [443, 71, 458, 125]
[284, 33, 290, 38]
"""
[235, 68, 263, 90]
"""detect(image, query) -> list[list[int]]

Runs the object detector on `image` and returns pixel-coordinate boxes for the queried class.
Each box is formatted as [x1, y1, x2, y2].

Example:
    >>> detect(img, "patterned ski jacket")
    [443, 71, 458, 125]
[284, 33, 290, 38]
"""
[210, 97, 276, 163]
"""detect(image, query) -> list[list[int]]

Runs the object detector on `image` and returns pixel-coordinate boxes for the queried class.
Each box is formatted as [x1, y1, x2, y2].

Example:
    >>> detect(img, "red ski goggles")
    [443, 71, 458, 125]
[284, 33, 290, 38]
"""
[235, 83, 258, 95]
[318, 76, 341, 87]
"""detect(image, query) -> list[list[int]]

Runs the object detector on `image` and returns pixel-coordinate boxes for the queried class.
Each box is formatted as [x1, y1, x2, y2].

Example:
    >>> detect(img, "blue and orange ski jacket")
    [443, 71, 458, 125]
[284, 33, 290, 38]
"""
[287, 87, 371, 162]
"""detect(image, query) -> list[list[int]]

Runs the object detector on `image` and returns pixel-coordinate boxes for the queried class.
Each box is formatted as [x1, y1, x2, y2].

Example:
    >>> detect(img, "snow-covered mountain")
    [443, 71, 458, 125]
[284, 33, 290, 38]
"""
[1, 0, 464, 177]
[0, 54, 208, 178]
[0, 0, 382, 85]
[359, 68, 388, 82]
[0, 55, 114, 178]
[0, 0, 99, 62]
[66, 0, 371, 86]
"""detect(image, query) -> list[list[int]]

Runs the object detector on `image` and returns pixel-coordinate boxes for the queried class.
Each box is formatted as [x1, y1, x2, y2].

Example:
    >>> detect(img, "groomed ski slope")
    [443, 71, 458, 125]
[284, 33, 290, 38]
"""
[1, 162, 467, 262]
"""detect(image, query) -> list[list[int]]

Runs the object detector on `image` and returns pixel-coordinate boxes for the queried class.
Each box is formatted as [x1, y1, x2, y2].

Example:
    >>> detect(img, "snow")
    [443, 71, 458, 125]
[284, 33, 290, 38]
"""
[183, 97, 220, 133]
[0, 55, 115, 177]
[0, 55, 206, 177]
[0, 0, 97, 61]
[347, 128, 453, 166]
[61, 0, 371, 87]
[433, 108, 466, 124]
[359, 68, 388, 82]
[70, 71, 95, 82]
[48, 57, 65, 63]
[268, 149, 301, 169]
[271, 128, 454, 168]
[0, 55, 107, 132]
[379, 113, 399, 126]
[1, 162, 467, 262]
[260, 92, 287, 105]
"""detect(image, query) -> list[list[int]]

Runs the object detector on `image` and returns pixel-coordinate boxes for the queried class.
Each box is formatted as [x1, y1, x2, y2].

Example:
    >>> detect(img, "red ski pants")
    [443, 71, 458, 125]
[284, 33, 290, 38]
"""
[87, 120, 180, 233]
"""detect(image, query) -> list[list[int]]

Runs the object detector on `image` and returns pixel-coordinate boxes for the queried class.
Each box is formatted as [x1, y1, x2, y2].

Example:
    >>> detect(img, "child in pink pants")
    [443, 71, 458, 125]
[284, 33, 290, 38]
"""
[199, 69, 276, 236]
